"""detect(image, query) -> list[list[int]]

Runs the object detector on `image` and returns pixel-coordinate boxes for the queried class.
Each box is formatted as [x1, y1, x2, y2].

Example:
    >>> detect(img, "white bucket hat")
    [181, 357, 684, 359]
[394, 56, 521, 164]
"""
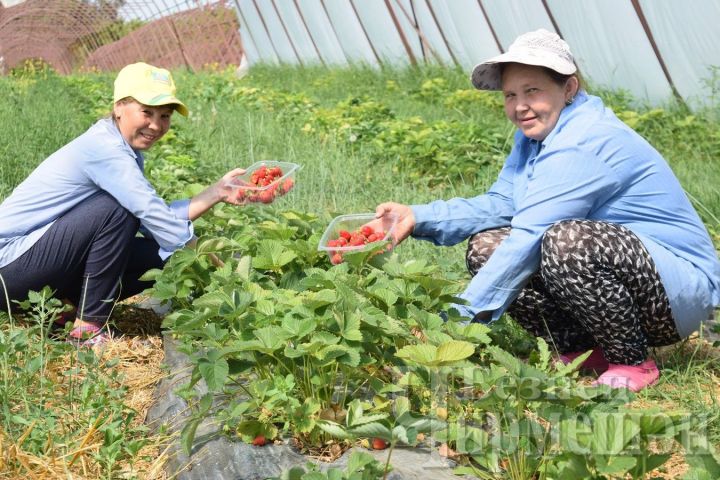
[471, 29, 576, 91]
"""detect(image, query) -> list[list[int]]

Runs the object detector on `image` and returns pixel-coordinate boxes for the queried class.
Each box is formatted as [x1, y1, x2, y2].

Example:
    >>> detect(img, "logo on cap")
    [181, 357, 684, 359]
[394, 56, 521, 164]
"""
[151, 70, 171, 85]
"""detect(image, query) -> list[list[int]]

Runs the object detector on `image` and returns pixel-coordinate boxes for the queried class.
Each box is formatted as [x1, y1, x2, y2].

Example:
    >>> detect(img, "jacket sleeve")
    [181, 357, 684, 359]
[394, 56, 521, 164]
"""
[458, 146, 621, 319]
[410, 153, 517, 246]
[85, 151, 194, 257]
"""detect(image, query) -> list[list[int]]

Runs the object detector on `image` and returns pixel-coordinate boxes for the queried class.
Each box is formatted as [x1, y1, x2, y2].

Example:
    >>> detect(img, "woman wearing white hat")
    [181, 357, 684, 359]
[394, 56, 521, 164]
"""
[375, 29, 720, 392]
[0, 62, 246, 345]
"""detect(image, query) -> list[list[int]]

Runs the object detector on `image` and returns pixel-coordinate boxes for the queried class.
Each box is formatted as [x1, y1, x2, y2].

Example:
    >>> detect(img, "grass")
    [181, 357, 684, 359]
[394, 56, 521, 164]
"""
[0, 76, 89, 196]
[0, 63, 719, 477]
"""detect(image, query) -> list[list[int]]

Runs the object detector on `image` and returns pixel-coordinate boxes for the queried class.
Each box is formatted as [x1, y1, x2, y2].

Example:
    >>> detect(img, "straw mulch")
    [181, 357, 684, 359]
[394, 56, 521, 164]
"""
[0, 300, 170, 480]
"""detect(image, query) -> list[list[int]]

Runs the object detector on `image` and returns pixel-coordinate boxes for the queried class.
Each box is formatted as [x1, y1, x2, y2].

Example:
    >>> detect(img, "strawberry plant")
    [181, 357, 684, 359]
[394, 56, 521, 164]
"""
[0, 287, 151, 477]
[317, 397, 446, 479]
[145, 207, 471, 453]
[272, 450, 387, 480]
[421, 341, 709, 480]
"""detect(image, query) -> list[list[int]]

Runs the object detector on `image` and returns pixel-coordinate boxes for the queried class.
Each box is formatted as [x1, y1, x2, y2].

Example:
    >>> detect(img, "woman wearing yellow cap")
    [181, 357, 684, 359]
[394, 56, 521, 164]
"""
[375, 30, 720, 392]
[0, 62, 246, 345]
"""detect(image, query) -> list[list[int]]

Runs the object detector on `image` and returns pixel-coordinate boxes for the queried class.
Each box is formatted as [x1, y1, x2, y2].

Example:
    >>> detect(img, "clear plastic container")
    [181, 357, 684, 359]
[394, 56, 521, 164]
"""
[318, 213, 398, 264]
[224, 160, 300, 205]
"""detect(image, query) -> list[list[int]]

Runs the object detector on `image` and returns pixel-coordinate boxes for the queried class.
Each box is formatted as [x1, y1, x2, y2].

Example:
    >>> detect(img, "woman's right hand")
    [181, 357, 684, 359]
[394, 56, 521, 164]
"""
[375, 202, 416, 245]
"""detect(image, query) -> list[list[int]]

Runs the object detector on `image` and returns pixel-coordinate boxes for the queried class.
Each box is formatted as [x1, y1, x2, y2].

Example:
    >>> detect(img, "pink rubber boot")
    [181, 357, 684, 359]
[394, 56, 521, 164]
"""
[559, 348, 610, 373]
[593, 359, 659, 392]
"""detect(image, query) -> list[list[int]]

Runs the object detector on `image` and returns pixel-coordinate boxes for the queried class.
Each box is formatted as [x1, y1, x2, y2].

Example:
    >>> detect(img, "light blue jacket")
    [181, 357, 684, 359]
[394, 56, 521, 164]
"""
[0, 118, 193, 268]
[411, 91, 719, 338]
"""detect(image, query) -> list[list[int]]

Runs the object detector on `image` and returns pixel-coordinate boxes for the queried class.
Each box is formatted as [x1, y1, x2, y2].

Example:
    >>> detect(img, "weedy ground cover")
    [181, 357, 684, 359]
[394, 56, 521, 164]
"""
[0, 61, 718, 479]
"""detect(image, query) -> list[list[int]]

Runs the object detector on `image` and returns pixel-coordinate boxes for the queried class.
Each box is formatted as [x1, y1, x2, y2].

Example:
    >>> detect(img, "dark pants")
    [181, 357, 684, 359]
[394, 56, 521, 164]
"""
[466, 220, 681, 365]
[0, 192, 165, 324]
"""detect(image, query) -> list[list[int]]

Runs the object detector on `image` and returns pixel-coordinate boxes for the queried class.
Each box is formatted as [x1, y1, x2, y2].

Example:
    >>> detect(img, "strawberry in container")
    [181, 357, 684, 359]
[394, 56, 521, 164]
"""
[318, 213, 398, 265]
[225, 160, 300, 205]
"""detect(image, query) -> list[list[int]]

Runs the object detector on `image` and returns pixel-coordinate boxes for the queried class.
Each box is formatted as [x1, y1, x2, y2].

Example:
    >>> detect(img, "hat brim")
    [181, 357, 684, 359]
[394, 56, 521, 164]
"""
[133, 92, 189, 116]
[471, 52, 577, 91]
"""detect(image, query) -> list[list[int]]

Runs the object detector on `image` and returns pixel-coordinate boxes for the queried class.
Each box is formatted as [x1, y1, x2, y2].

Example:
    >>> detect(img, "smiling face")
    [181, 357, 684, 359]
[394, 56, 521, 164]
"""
[501, 63, 578, 141]
[113, 99, 174, 150]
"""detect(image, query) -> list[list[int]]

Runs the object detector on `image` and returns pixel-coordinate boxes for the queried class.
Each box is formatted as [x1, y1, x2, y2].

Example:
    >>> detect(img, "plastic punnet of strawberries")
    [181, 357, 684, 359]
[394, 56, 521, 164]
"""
[234, 165, 295, 204]
[326, 225, 391, 265]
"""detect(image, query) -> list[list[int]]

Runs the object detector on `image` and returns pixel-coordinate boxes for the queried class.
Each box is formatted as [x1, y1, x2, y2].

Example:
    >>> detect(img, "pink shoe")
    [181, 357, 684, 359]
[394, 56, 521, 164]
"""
[559, 348, 609, 373]
[67, 324, 110, 347]
[593, 359, 659, 392]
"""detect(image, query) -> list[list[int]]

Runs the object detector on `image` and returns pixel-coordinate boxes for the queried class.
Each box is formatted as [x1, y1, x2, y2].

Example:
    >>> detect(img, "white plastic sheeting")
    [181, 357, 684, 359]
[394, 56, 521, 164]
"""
[442, 0, 501, 68]
[479, 0, 555, 50]
[238, 20, 262, 68]
[251, 1, 298, 63]
[235, 0, 279, 65]
[391, 0, 424, 62]
[407, 0, 453, 65]
[321, 0, 379, 66]
[231, 0, 720, 108]
[294, 0, 347, 66]
[273, 1, 322, 64]
[547, 0, 673, 104]
[640, 0, 720, 109]
[352, 0, 411, 65]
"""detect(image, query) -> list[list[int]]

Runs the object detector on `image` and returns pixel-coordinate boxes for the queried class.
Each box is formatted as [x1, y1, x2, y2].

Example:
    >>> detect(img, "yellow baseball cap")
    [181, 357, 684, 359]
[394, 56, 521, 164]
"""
[113, 62, 189, 116]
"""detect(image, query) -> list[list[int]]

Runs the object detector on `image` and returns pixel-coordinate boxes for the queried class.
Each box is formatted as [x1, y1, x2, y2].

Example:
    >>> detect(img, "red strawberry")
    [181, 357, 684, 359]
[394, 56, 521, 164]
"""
[259, 191, 274, 203]
[371, 438, 388, 450]
[282, 178, 294, 193]
[331, 253, 343, 265]
[361, 225, 374, 237]
[339, 230, 352, 240]
[252, 435, 267, 446]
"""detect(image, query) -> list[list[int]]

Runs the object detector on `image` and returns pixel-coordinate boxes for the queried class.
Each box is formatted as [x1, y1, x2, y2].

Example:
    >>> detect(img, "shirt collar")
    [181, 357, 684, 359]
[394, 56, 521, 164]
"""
[540, 90, 589, 146]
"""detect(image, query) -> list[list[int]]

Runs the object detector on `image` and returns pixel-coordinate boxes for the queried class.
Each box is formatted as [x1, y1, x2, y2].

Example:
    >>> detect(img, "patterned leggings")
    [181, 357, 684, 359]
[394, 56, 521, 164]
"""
[466, 220, 681, 365]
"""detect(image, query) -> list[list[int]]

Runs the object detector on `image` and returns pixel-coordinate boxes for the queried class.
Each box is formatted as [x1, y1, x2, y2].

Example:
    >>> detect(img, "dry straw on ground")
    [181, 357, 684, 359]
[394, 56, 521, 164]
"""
[0, 301, 169, 479]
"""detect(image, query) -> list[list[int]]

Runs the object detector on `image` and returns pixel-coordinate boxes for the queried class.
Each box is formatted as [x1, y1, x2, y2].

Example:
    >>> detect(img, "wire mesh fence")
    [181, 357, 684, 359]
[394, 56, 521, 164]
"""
[0, 0, 244, 75]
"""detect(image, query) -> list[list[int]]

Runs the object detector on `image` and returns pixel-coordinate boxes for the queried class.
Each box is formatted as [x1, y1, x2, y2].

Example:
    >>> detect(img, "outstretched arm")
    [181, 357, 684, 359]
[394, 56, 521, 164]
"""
[188, 168, 246, 220]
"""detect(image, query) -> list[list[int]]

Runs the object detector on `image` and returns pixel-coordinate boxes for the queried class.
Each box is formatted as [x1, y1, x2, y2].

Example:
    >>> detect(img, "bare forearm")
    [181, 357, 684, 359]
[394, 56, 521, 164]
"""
[187, 167, 246, 221]
[188, 186, 221, 220]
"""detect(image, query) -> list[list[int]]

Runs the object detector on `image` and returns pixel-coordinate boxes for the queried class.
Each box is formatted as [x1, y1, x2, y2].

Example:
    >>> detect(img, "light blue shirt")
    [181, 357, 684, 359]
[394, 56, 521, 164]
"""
[411, 91, 720, 338]
[0, 118, 193, 267]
